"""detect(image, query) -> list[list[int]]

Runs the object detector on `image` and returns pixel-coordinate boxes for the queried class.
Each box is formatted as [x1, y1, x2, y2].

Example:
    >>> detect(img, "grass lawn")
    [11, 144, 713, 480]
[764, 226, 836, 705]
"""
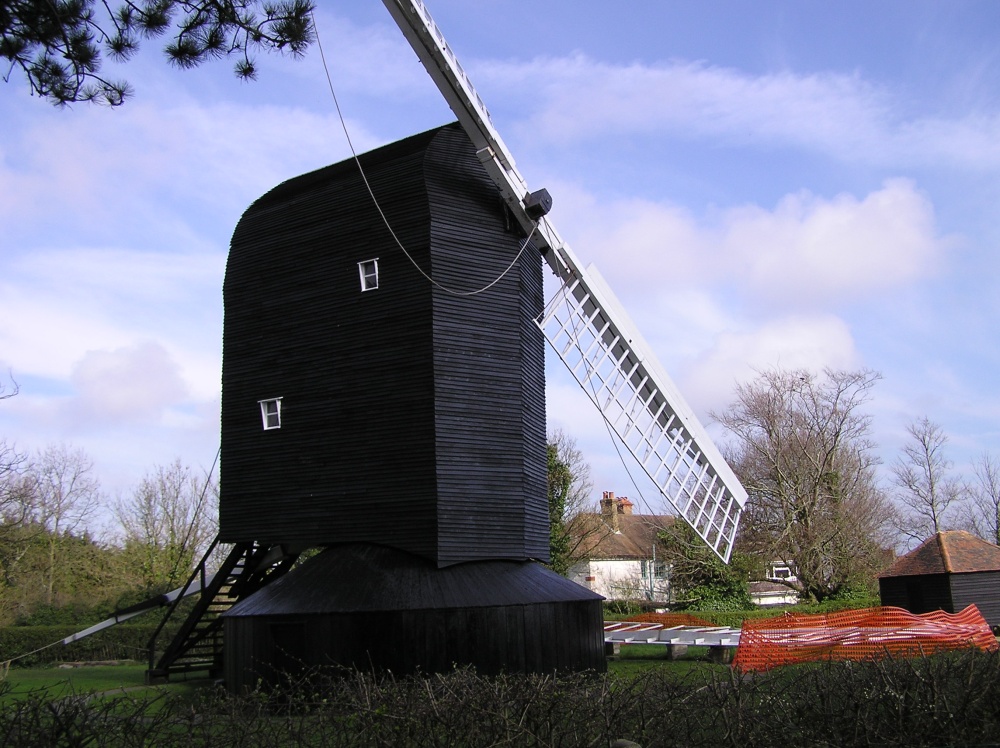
[1, 663, 212, 702]
[607, 644, 731, 680]
[0, 648, 723, 704]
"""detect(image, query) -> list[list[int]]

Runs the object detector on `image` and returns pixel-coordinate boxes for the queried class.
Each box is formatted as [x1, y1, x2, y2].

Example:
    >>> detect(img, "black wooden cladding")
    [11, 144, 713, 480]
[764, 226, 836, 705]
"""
[879, 572, 1000, 627]
[221, 124, 548, 565]
[225, 603, 606, 693]
[950, 571, 1000, 627]
[222, 544, 606, 691]
[878, 574, 952, 616]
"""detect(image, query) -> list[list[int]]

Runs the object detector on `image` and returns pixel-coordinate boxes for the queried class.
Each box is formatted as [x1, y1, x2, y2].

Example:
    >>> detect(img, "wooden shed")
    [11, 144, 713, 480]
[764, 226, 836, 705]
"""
[218, 123, 604, 686]
[879, 530, 1000, 628]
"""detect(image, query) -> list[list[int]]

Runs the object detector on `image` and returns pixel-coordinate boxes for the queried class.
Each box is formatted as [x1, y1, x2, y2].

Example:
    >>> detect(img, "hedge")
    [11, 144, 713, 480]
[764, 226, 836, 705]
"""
[3, 651, 1000, 746]
[606, 593, 883, 629]
[0, 623, 180, 668]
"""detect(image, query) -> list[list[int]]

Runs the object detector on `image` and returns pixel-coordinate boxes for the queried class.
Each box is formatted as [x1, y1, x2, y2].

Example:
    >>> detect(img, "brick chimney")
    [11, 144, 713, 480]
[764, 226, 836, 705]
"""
[600, 490, 622, 533]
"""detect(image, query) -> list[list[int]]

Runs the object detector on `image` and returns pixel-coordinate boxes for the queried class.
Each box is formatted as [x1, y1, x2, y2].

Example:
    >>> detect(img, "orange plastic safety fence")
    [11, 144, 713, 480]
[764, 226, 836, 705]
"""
[733, 605, 998, 673]
[625, 612, 714, 627]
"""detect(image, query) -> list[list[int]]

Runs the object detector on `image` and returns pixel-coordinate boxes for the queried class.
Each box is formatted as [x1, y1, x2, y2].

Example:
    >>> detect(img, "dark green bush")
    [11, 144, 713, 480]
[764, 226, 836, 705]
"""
[0, 624, 179, 667]
[607, 593, 883, 628]
[3, 650, 1000, 746]
[669, 595, 884, 629]
[13, 602, 112, 627]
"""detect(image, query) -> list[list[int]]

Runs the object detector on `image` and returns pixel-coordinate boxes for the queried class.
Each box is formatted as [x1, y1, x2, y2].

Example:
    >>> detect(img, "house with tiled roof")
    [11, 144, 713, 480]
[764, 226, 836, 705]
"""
[878, 530, 1000, 628]
[567, 492, 673, 602]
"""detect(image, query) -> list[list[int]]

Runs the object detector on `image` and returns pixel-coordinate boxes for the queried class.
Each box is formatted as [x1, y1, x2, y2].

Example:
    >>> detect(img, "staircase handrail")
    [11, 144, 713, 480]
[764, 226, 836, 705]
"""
[145, 533, 222, 669]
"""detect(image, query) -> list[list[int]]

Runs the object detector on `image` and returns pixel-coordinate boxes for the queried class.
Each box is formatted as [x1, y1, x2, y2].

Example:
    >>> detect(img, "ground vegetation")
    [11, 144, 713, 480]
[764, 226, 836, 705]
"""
[2, 650, 999, 746]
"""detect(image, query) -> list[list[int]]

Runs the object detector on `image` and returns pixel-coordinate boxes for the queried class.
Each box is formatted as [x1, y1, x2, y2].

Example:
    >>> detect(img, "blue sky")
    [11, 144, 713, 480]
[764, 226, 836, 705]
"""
[2, 1, 1000, 518]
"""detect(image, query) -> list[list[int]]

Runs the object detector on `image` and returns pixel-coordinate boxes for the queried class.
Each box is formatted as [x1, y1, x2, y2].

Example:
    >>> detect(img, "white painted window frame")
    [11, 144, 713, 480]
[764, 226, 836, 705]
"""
[358, 258, 379, 291]
[259, 397, 283, 430]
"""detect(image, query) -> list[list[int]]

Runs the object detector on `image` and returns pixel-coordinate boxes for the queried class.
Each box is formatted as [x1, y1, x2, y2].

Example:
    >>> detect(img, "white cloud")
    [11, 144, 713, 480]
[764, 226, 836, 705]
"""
[1, 5, 990, 509]
[308, 11, 439, 98]
[721, 179, 948, 307]
[477, 55, 1000, 169]
[552, 178, 948, 313]
[0, 95, 373, 244]
[69, 342, 188, 427]
[679, 314, 861, 414]
[0, 248, 223, 383]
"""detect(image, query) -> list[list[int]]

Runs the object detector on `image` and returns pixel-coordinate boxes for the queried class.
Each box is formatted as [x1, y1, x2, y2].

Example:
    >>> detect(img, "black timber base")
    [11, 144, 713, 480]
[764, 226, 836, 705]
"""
[222, 543, 606, 692]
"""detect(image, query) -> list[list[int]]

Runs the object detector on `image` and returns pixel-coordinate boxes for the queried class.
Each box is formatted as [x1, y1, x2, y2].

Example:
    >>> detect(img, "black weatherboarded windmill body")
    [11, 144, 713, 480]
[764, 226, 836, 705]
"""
[142, 0, 746, 688]
[221, 125, 548, 563]
[218, 124, 605, 689]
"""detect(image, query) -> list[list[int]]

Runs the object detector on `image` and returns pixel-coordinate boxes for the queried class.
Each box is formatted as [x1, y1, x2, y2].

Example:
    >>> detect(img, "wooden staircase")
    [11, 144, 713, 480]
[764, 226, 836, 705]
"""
[145, 537, 301, 683]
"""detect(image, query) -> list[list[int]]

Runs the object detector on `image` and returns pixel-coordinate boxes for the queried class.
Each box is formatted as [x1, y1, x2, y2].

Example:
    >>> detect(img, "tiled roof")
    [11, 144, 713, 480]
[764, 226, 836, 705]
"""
[880, 531, 1000, 578]
[569, 513, 674, 560]
[750, 580, 795, 594]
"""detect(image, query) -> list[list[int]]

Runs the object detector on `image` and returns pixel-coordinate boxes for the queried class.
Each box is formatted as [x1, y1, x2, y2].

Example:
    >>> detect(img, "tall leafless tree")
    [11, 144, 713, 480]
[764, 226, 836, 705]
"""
[28, 444, 102, 605]
[0, 376, 36, 612]
[891, 417, 967, 542]
[547, 429, 601, 576]
[964, 451, 1000, 545]
[0, 438, 30, 529]
[548, 429, 594, 517]
[114, 459, 217, 591]
[714, 367, 893, 602]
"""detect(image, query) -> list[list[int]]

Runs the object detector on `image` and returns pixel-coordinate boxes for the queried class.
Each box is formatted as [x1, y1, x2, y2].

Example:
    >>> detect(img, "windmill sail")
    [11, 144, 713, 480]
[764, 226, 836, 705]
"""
[539, 262, 745, 560]
[383, 0, 747, 561]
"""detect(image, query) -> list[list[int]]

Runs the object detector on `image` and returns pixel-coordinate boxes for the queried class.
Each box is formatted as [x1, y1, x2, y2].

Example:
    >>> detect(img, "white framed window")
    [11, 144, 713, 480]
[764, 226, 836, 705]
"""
[640, 560, 669, 580]
[769, 564, 794, 580]
[259, 398, 282, 430]
[358, 258, 379, 291]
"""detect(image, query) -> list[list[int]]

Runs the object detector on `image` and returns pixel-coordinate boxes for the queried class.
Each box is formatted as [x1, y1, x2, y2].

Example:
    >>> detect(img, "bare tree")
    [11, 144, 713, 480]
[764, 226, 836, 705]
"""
[0, 378, 37, 616]
[0, 373, 18, 402]
[0, 439, 30, 524]
[0, 442, 37, 622]
[547, 429, 612, 576]
[114, 459, 217, 591]
[963, 452, 1000, 545]
[28, 444, 102, 605]
[714, 367, 893, 602]
[0, 375, 23, 500]
[548, 429, 594, 517]
[892, 417, 967, 542]
[0, 377, 30, 535]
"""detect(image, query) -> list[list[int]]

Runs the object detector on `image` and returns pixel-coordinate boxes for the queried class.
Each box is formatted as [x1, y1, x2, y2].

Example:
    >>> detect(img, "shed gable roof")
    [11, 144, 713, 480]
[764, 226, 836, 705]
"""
[881, 531, 1000, 578]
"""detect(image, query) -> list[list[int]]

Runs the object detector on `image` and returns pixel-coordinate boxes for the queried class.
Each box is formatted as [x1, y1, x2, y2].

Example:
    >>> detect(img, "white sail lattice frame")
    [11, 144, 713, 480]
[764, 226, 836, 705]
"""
[539, 264, 746, 562]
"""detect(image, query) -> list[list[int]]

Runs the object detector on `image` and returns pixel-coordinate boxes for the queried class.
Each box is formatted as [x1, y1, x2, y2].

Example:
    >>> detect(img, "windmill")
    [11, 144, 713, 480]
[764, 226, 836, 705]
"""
[140, 0, 747, 689]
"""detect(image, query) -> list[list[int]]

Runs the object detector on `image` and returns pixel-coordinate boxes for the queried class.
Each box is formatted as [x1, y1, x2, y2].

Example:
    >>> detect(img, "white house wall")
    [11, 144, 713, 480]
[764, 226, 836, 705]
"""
[569, 559, 669, 602]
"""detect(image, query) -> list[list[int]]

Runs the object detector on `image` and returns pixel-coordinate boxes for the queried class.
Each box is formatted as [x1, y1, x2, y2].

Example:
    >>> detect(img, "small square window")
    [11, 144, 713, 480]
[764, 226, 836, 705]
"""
[358, 259, 379, 291]
[259, 398, 282, 430]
